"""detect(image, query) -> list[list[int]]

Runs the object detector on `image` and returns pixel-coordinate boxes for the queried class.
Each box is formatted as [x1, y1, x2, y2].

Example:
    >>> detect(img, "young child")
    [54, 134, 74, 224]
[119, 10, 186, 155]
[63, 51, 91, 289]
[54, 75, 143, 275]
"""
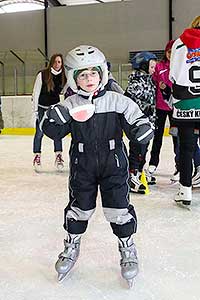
[40, 45, 154, 288]
[64, 61, 124, 97]
[146, 41, 180, 184]
[124, 51, 157, 193]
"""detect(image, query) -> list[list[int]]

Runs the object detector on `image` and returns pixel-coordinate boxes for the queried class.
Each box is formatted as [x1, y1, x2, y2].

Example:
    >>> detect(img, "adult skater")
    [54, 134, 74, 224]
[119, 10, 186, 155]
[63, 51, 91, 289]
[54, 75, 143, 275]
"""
[169, 16, 200, 206]
[40, 45, 154, 287]
[32, 53, 67, 171]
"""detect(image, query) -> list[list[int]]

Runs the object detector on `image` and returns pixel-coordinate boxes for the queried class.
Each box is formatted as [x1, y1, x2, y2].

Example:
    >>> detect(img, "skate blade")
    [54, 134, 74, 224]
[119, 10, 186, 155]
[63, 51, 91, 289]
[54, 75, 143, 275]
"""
[55, 165, 64, 172]
[192, 184, 200, 188]
[127, 279, 134, 289]
[170, 179, 179, 185]
[148, 182, 156, 185]
[174, 201, 191, 211]
[57, 272, 68, 282]
[130, 189, 145, 194]
[34, 166, 41, 173]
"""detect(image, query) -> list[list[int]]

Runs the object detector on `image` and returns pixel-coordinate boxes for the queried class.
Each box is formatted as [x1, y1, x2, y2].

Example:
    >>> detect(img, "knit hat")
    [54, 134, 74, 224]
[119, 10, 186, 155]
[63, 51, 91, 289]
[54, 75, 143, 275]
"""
[165, 40, 175, 52]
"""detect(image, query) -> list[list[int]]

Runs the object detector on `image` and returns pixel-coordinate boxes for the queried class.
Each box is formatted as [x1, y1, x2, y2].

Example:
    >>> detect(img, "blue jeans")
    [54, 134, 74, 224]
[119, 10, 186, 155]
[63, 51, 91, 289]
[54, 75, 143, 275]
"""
[33, 107, 62, 153]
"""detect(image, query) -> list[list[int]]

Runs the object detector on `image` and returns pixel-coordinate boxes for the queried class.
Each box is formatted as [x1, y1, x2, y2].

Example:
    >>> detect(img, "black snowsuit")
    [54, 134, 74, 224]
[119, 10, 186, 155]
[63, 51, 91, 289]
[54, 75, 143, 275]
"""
[42, 89, 153, 238]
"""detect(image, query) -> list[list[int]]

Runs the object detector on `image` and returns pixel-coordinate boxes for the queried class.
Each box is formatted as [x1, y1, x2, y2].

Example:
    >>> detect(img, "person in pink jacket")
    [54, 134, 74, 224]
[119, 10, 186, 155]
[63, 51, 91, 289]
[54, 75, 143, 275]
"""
[146, 40, 179, 183]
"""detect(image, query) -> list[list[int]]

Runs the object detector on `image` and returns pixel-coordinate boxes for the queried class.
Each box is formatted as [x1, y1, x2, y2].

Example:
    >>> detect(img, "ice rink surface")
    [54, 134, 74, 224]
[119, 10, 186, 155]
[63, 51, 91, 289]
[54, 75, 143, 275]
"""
[0, 135, 200, 300]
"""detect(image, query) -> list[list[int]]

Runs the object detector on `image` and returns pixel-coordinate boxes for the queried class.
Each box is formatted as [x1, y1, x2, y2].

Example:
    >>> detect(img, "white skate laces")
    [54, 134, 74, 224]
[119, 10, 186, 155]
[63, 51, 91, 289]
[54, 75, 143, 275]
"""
[118, 236, 139, 288]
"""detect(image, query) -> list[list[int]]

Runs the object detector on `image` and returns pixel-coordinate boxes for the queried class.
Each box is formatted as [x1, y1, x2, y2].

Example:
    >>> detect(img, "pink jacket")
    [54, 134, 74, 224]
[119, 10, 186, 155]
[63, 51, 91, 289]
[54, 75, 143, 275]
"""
[153, 60, 172, 111]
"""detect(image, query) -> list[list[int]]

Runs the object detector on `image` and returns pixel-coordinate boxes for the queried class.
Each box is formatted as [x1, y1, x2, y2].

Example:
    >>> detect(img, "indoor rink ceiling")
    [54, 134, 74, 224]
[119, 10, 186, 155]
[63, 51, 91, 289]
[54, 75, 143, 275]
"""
[0, 0, 131, 13]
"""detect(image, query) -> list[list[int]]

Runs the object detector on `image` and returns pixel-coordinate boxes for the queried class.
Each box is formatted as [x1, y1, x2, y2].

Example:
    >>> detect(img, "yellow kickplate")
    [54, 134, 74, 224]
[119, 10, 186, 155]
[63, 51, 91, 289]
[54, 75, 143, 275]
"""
[164, 128, 170, 136]
[1, 128, 35, 135]
[1, 127, 170, 137]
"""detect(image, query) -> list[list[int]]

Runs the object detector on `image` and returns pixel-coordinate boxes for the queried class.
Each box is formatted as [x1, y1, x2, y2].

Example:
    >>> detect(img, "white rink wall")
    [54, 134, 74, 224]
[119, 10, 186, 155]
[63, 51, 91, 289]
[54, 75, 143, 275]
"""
[1, 95, 64, 129]
[1, 96, 33, 128]
[0, 95, 169, 132]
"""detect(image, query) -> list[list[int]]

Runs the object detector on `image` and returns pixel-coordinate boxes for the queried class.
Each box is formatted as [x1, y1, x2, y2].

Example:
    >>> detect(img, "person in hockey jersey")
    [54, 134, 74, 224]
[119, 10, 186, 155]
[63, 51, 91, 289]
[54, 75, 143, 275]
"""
[169, 16, 200, 206]
[39, 45, 154, 288]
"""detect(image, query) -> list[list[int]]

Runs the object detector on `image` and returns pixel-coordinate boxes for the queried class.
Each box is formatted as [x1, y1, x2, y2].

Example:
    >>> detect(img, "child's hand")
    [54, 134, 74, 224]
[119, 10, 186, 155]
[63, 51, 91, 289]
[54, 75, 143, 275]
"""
[131, 123, 154, 144]
[169, 126, 178, 137]
[47, 104, 71, 125]
[159, 81, 166, 90]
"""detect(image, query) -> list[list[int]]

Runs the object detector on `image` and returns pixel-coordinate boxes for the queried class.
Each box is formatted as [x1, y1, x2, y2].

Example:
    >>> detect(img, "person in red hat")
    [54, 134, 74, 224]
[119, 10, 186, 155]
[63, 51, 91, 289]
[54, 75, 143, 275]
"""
[146, 40, 179, 183]
[169, 16, 200, 207]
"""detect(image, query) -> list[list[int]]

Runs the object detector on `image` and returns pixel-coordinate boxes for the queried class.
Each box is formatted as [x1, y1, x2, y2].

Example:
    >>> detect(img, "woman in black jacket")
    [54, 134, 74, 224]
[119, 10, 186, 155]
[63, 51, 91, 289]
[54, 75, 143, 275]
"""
[32, 54, 67, 172]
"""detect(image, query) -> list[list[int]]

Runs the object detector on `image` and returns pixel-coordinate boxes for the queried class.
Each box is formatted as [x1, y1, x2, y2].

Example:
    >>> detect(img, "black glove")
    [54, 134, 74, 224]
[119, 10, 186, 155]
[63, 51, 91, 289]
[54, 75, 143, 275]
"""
[131, 123, 154, 144]
[46, 104, 71, 125]
[161, 85, 171, 101]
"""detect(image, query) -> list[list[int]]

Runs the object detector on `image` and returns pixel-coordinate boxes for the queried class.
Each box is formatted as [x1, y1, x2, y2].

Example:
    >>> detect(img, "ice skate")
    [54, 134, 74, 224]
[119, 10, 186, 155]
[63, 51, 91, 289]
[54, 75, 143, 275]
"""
[145, 165, 156, 185]
[55, 152, 64, 171]
[174, 184, 192, 209]
[129, 171, 145, 194]
[118, 236, 139, 288]
[55, 234, 81, 282]
[192, 166, 200, 188]
[170, 168, 179, 184]
[33, 154, 41, 172]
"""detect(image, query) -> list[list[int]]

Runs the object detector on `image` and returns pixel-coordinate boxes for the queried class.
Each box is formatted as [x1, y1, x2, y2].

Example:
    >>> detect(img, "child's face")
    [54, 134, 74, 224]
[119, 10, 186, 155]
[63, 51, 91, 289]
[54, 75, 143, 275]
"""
[148, 60, 156, 75]
[166, 49, 172, 61]
[76, 67, 100, 92]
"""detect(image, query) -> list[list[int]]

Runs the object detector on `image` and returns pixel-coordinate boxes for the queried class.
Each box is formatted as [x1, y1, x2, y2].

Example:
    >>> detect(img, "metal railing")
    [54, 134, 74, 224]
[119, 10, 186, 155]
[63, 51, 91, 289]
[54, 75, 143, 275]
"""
[110, 63, 132, 90]
[0, 49, 131, 96]
[0, 49, 48, 96]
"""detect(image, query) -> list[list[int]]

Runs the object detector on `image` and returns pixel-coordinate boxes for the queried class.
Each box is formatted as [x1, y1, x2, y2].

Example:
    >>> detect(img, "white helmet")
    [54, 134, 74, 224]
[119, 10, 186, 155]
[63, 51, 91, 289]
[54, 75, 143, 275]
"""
[65, 45, 108, 92]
